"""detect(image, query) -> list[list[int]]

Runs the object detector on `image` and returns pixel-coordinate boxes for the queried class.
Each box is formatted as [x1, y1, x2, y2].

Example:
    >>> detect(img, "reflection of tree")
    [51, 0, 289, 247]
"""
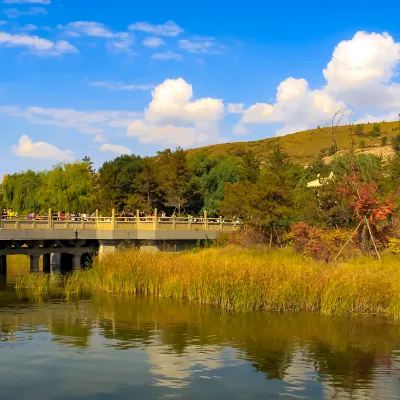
[239, 343, 293, 380]
[51, 318, 92, 348]
[100, 320, 153, 350]
[309, 340, 375, 392]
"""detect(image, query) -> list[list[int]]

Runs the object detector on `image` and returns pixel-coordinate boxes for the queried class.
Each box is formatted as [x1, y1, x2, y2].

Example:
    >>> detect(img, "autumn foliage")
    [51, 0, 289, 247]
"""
[337, 173, 394, 224]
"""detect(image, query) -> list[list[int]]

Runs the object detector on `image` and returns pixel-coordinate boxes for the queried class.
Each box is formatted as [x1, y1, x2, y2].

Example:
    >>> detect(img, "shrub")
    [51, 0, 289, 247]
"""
[388, 237, 400, 254]
[290, 221, 356, 261]
[359, 139, 366, 148]
[381, 136, 388, 146]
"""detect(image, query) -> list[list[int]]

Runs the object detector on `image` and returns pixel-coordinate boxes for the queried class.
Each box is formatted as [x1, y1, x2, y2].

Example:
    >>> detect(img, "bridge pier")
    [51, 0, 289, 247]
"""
[30, 255, 40, 273]
[72, 253, 82, 271]
[51, 253, 61, 274]
[98, 241, 119, 260]
[0, 255, 6, 276]
[43, 254, 51, 274]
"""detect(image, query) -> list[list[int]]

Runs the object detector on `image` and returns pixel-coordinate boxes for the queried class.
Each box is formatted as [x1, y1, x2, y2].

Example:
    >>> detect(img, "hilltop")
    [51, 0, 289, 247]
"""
[189, 121, 400, 165]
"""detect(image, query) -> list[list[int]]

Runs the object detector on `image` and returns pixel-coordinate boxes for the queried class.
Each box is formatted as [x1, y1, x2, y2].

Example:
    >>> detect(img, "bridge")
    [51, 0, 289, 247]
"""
[0, 209, 240, 276]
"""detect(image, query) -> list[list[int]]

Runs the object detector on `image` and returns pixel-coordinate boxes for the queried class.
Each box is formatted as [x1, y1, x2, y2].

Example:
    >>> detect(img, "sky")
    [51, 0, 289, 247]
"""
[0, 0, 400, 176]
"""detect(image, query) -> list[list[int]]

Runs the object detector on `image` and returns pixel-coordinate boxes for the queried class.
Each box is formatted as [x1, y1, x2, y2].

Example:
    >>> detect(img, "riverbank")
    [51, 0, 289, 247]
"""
[15, 246, 400, 318]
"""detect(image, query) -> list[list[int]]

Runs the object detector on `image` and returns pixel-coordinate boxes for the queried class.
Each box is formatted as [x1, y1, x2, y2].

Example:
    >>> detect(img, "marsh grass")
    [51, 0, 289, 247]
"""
[15, 246, 400, 318]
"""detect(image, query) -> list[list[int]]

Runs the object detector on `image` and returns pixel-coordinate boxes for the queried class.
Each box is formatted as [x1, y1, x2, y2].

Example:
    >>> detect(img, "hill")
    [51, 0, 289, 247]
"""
[188, 121, 400, 165]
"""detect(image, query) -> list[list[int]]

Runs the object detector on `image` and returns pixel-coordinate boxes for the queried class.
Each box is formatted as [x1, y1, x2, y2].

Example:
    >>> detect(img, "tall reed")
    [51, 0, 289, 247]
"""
[15, 246, 400, 318]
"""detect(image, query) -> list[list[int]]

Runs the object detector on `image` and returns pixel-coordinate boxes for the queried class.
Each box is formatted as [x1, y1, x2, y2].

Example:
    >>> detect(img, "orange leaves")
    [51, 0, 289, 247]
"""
[337, 173, 394, 224]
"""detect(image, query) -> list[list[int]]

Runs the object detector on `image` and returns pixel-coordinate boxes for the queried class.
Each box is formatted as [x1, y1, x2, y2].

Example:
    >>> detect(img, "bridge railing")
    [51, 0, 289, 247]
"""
[0, 209, 241, 231]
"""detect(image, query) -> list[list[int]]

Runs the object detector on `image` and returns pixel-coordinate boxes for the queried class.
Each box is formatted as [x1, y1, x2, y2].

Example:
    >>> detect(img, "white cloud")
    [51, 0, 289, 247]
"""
[100, 143, 131, 155]
[236, 31, 400, 137]
[127, 78, 225, 147]
[323, 31, 400, 110]
[151, 50, 182, 61]
[3, 7, 46, 18]
[142, 36, 165, 48]
[93, 134, 106, 142]
[239, 77, 344, 136]
[0, 106, 141, 134]
[0, 20, 6, 25]
[0, 31, 78, 56]
[12, 135, 73, 160]
[324, 31, 400, 91]
[60, 21, 134, 53]
[90, 81, 155, 91]
[3, 0, 51, 3]
[227, 103, 244, 114]
[179, 36, 224, 54]
[128, 20, 183, 37]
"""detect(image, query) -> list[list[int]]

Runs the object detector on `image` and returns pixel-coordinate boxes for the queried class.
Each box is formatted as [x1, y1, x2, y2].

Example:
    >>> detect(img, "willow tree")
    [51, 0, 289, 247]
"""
[42, 161, 95, 212]
[2, 170, 47, 213]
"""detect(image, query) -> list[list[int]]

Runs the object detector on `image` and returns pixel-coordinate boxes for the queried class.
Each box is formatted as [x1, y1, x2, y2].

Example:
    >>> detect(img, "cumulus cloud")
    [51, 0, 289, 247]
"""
[91, 81, 155, 91]
[100, 143, 131, 155]
[128, 20, 183, 37]
[237, 77, 344, 136]
[0, 106, 141, 134]
[12, 135, 73, 160]
[142, 36, 165, 48]
[3, 6, 46, 18]
[59, 21, 134, 53]
[323, 31, 400, 110]
[0, 31, 78, 56]
[151, 50, 182, 60]
[236, 31, 400, 136]
[127, 78, 225, 147]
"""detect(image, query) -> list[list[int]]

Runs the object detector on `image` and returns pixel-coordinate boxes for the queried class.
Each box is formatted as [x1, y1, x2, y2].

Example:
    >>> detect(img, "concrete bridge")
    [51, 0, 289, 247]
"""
[0, 209, 240, 276]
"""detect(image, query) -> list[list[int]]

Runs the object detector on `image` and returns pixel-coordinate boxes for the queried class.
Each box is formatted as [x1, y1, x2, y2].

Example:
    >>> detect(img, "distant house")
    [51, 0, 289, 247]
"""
[307, 172, 334, 188]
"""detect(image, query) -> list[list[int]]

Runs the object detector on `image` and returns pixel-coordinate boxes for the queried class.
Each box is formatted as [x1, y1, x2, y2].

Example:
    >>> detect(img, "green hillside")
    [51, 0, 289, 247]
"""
[189, 121, 400, 165]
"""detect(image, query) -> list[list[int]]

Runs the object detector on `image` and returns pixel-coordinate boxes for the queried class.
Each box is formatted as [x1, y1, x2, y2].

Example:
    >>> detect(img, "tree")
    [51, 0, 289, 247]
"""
[157, 148, 198, 215]
[2, 170, 47, 213]
[136, 157, 159, 211]
[201, 158, 243, 216]
[43, 162, 95, 212]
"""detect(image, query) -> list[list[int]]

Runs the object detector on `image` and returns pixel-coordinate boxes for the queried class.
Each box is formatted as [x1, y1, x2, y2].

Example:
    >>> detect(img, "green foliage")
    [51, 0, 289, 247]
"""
[359, 139, 366, 148]
[2, 162, 94, 213]
[381, 136, 388, 146]
[392, 134, 400, 151]
[355, 124, 364, 135]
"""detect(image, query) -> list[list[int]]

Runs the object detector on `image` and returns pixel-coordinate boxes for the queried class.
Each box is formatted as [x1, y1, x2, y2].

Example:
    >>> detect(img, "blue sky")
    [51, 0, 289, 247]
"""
[1, 0, 400, 176]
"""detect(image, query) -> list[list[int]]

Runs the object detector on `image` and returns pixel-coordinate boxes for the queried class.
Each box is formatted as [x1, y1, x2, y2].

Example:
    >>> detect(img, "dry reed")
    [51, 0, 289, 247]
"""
[15, 246, 400, 318]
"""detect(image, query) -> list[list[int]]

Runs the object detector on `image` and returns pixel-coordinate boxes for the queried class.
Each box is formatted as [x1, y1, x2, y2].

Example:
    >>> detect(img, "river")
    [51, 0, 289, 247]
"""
[1, 280, 400, 400]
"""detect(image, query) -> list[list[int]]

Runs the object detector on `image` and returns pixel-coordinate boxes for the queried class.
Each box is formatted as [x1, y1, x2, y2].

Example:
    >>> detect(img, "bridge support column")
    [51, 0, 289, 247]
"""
[51, 253, 61, 273]
[0, 255, 7, 276]
[43, 254, 51, 274]
[98, 241, 119, 260]
[139, 245, 160, 253]
[72, 253, 82, 271]
[30, 255, 40, 273]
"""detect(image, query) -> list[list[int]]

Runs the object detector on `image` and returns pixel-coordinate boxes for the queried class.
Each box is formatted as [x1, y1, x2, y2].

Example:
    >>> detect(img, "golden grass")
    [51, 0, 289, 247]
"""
[188, 120, 400, 165]
[15, 246, 400, 318]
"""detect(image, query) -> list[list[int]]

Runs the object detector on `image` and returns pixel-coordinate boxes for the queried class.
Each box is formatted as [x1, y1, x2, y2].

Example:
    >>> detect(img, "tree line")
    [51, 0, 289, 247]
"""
[2, 140, 400, 237]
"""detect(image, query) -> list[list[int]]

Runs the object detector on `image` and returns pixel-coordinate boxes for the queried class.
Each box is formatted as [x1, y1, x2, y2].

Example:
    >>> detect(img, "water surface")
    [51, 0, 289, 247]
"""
[1, 288, 400, 399]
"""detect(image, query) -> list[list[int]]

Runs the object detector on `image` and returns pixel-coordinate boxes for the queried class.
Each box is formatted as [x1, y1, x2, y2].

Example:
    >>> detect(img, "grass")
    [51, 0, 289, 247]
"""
[14, 246, 400, 319]
[188, 120, 400, 165]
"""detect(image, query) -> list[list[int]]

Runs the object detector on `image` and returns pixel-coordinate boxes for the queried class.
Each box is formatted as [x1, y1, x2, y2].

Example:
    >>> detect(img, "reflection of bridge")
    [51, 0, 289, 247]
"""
[0, 209, 240, 276]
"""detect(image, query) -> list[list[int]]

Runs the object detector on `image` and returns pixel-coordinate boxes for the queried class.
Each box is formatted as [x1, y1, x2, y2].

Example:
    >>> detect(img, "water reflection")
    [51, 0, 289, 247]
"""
[1, 291, 400, 399]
